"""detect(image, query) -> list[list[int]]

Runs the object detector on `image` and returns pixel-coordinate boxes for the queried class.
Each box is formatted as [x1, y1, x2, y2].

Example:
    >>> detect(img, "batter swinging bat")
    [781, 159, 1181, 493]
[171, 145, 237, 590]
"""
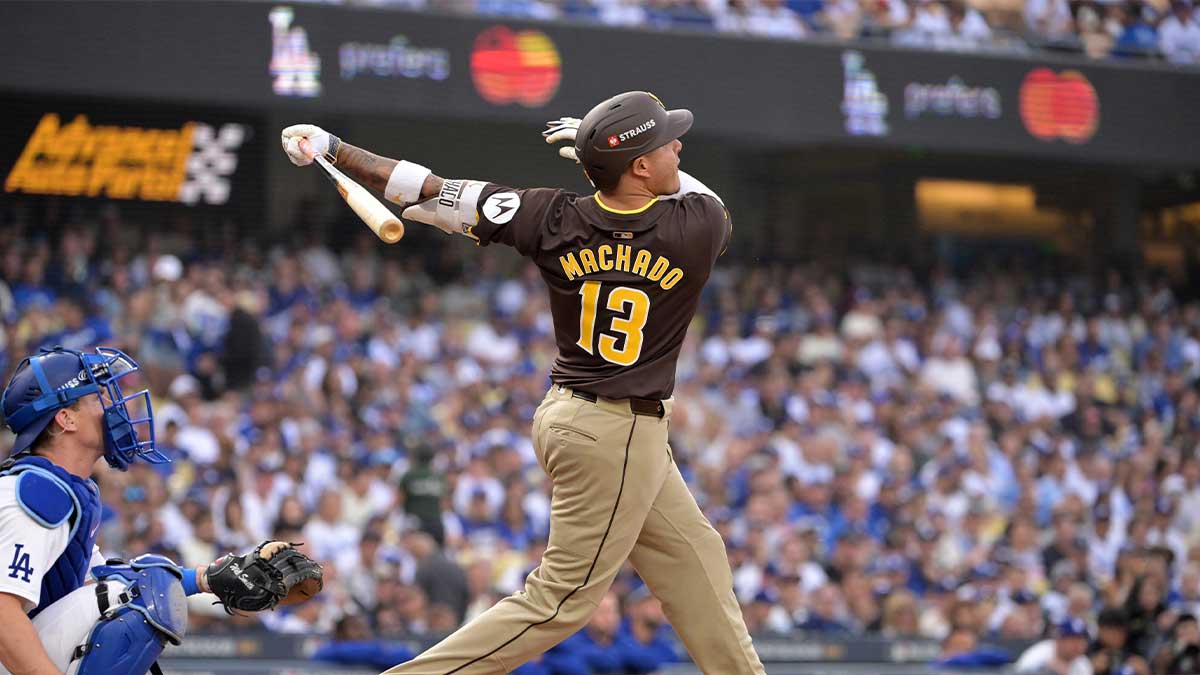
[300, 138, 405, 244]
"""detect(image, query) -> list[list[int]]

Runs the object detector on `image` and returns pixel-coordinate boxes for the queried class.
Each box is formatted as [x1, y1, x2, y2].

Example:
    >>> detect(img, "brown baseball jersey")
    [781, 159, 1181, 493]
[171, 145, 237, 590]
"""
[470, 184, 730, 400]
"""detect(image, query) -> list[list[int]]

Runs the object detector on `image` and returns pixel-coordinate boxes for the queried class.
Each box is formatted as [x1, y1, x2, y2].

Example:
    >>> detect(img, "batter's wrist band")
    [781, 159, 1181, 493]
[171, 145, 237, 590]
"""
[325, 135, 342, 164]
[384, 160, 433, 205]
[181, 567, 200, 596]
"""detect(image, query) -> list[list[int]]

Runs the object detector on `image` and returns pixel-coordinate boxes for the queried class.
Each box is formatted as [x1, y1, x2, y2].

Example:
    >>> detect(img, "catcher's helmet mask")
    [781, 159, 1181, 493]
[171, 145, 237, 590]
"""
[575, 91, 693, 190]
[1, 346, 166, 470]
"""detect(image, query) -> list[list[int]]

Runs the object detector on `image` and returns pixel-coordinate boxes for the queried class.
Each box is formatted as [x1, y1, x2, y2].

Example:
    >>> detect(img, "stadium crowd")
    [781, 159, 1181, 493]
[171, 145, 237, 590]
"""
[5, 207, 1200, 674]
[310, 0, 1200, 64]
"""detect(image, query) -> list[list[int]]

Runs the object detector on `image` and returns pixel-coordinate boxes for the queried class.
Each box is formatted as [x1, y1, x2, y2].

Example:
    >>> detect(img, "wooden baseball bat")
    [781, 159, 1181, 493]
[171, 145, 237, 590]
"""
[300, 139, 404, 244]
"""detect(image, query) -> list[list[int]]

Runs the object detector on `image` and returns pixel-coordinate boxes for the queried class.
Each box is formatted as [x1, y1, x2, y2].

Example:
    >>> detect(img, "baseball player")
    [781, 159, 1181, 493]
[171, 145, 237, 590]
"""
[0, 345, 322, 675]
[281, 90, 765, 675]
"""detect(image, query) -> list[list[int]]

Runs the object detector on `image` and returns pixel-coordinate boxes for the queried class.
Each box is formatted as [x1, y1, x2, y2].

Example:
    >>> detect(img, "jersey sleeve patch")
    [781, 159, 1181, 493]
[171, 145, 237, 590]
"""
[15, 471, 75, 529]
[481, 192, 521, 225]
[473, 184, 563, 256]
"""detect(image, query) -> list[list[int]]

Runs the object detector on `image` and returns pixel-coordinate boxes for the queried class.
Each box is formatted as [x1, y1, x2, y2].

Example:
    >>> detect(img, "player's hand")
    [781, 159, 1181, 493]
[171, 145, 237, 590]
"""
[543, 117, 581, 163]
[280, 124, 338, 166]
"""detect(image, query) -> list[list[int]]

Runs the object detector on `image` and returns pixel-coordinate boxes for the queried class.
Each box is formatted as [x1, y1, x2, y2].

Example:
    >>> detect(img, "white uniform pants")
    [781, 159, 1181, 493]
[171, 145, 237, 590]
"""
[0, 581, 128, 675]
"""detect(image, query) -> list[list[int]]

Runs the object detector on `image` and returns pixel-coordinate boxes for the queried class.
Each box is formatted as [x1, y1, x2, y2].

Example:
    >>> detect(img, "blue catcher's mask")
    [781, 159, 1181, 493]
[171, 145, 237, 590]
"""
[1, 346, 167, 471]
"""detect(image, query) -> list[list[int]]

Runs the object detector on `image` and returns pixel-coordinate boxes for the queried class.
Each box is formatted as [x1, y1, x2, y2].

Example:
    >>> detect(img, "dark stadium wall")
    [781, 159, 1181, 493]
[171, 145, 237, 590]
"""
[3, 2, 1199, 168]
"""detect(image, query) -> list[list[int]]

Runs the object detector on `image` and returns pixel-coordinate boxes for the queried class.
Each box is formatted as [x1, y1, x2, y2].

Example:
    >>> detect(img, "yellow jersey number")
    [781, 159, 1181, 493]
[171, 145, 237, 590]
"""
[576, 281, 650, 366]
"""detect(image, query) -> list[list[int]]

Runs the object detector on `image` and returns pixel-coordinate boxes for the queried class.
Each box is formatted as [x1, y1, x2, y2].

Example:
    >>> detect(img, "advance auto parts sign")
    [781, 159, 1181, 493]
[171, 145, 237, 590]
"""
[5, 112, 250, 205]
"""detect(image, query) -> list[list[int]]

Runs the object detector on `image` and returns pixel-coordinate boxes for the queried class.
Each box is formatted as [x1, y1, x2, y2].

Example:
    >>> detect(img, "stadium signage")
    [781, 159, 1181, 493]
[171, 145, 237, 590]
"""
[1, 3, 1195, 167]
[269, 6, 322, 97]
[339, 36, 450, 81]
[469, 26, 561, 107]
[1019, 68, 1099, 143]
[4, 113, 249, 205]
[159, 632, 1039, 666]
[841, 51, 889, 137]
[904, 76, 1001, 119]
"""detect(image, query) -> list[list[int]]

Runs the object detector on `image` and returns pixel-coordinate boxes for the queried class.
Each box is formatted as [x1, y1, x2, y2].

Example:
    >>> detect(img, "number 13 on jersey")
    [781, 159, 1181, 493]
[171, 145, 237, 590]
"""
[577, 281, 650, 366]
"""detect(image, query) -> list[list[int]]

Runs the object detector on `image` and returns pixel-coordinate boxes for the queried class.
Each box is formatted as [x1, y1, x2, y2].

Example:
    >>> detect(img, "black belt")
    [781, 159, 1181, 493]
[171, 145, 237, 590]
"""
[571, 389, 664, 418]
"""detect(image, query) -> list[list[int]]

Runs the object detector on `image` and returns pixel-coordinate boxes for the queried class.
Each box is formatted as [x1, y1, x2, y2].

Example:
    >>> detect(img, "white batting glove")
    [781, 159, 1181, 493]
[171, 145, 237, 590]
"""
[542, 117, 581, 163]
[280, 124, 339, 166]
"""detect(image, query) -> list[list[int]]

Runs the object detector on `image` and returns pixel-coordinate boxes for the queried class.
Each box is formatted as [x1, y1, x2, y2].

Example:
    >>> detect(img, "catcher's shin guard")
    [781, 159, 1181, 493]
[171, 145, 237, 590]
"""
[71, 560, 187, 675]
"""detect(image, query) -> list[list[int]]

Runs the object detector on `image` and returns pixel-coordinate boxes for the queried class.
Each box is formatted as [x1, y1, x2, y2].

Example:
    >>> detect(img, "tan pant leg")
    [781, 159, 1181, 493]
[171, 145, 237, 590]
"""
[628, 454, 766, 675]
[382, 387, 672, 675]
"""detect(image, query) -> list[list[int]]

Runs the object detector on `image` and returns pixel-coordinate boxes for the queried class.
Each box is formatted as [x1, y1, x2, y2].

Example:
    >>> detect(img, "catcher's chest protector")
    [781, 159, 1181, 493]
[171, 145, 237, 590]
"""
[0, 456, 102, 618]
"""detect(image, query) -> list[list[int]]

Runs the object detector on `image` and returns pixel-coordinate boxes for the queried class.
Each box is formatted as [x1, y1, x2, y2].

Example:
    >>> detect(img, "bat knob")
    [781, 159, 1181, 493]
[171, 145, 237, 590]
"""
[379, 219, 405, 244]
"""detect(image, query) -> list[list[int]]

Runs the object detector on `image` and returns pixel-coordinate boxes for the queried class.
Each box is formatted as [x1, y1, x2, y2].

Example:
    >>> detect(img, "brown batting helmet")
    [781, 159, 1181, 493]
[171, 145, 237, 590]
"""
[574, 91, 693, 190]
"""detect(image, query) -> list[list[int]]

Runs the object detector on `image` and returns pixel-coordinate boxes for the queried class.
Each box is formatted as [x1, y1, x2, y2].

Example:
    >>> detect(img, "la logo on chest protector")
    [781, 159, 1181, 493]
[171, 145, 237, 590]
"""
[483, 192, 520, 224]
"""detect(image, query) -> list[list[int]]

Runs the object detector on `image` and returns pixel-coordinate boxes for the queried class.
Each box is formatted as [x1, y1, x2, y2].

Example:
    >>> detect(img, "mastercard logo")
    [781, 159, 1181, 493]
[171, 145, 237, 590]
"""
[470, 26, 561, 108]
[1019, 68, 1099, 144]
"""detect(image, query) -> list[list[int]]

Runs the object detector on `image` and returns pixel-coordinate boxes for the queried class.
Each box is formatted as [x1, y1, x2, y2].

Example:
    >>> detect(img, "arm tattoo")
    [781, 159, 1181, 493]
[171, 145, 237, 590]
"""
[332, 143, 395, 193]
[335, 142, 444, 201]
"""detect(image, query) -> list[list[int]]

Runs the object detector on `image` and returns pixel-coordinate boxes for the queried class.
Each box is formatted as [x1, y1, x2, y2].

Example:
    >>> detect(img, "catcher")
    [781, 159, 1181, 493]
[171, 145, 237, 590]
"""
[0, 346, 323, 675]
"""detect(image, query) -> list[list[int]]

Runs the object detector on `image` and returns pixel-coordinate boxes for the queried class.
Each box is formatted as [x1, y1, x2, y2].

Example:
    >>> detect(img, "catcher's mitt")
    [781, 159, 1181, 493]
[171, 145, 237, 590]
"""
[205, 541, 323, 614]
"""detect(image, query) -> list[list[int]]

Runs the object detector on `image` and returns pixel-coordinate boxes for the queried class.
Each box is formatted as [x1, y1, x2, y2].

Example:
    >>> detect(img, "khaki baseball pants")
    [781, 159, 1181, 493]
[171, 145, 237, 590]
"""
[382, 385, 764, 675]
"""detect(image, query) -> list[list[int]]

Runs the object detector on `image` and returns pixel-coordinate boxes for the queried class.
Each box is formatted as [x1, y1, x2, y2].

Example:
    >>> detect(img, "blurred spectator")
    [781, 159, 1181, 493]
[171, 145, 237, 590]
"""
[1077, 0, 1118, 56]
[8, 203, 1200, 652]
[880, 590, 922, 638]
[745, 0, 810, 37]
[1153, 612, 1200, 673]
[311, 0, 1199, 64]
[598, 0, 650, 25]
[895, 0, 994, 48]
[938, 625, 1013, 667]
[1089, 607, 1151, 675]
[305, 489, 362, 562]
[919, 333, 979, 405]
[407, 530, 470, 624]
[40, 294, 113, 352]
[798, 584, 852, 632]
[312, 614, 416, 670]
[717, 0, 809, 37]
[400, 443, 448, 545]
[544, 590, 680, 674]
[1014, 618, 1092, 674]
[620, 588, 681, 673]
[1113, 1, 1160, 55]
[1025, 0, 1076, 40]
[546, 591, 627, 673]
[476, 0, 560, 19]
[1159, 0, 1200, 63]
